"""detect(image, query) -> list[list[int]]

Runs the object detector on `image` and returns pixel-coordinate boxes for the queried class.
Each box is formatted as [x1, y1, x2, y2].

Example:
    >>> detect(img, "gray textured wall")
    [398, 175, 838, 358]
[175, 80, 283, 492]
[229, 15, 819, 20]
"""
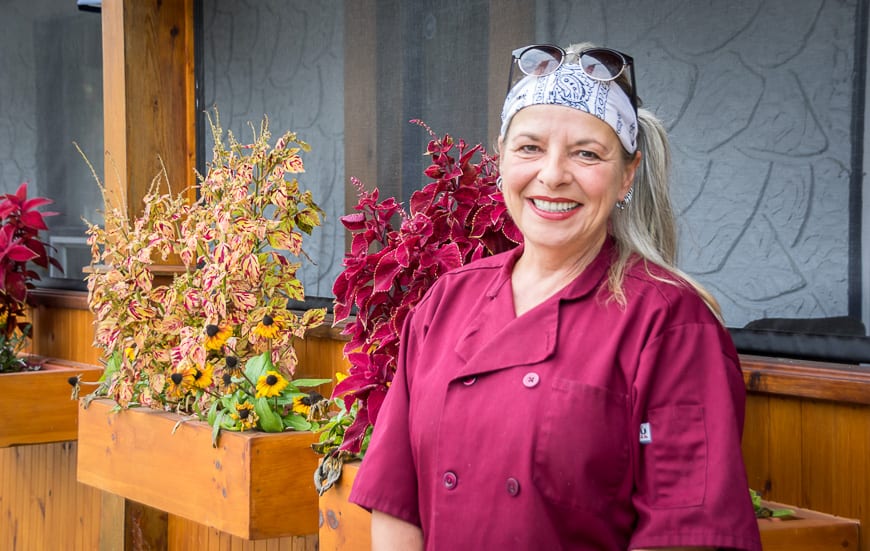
[0, 0, 863, 331]
[202, 0, 346, 300]
[540, 0, 858, 327]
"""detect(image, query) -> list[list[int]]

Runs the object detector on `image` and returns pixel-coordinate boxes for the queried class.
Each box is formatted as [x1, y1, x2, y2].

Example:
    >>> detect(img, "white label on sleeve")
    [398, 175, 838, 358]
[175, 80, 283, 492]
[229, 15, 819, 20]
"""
[639, 422, 652, 444]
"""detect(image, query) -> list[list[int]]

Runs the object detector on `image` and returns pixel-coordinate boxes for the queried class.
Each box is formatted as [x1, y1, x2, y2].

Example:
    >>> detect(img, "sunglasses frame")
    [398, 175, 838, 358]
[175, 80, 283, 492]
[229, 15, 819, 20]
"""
[508, 44, 638, 115]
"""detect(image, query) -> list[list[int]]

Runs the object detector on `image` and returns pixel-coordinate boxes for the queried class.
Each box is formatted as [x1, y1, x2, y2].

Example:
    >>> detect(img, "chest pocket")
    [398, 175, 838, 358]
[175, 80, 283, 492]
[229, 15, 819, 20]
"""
[532, 378, 630, 513]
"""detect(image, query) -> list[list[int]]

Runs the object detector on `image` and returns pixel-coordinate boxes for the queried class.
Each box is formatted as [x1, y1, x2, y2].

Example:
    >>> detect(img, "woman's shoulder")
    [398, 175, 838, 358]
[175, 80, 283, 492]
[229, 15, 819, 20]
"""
[620, 256, 713, 319]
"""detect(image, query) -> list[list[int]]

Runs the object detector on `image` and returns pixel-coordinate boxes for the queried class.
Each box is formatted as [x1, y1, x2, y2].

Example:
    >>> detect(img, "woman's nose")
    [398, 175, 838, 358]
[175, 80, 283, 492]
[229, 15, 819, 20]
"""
[536, 151, 570, 188]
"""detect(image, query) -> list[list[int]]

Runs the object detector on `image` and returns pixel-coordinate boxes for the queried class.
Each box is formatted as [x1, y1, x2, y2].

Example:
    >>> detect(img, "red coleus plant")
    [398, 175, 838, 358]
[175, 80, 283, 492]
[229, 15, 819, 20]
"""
[328, 122, 522, 455]
[0, 183, 62, 372]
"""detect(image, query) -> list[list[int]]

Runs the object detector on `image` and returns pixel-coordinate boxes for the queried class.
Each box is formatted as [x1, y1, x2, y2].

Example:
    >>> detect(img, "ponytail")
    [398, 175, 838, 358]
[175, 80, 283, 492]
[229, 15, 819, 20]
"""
[609, 108, 724, 321]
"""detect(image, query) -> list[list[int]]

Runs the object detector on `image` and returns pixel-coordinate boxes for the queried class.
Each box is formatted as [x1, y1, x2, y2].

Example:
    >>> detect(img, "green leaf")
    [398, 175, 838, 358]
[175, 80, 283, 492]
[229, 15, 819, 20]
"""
[245, 352, 272, 382]
[211, 411, 225, 447]
[255, 397, 283, 432]
[284, 414, 312, 431]
[291, 378, 331, 388]
[101, 350, 122, 382]
[206, 401, 219, 426]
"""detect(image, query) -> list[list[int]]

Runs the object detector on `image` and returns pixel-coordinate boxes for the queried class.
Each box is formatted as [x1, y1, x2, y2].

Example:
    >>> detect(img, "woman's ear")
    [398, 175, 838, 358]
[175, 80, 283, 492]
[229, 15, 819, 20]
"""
[622, 150, 642, 196]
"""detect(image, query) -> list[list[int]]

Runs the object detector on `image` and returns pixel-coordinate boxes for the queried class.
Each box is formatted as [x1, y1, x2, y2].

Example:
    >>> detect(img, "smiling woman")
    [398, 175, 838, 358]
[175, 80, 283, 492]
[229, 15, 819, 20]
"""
[348, 38, 762, 551]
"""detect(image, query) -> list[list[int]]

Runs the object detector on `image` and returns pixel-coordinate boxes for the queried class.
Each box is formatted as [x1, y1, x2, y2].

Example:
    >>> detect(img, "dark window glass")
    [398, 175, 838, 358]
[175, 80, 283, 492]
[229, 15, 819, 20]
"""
[0, 1, 103, 290]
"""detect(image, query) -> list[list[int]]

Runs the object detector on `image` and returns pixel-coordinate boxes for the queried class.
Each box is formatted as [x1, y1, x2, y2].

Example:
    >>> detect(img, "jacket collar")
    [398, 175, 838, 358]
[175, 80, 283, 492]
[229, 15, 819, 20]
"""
[454, 237, 615, 376]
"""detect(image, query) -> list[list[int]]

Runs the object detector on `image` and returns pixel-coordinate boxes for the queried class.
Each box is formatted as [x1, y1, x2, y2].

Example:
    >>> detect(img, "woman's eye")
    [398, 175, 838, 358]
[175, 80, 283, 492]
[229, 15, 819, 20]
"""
[518, 144, 541, 154]
[575, 150, 601, 161]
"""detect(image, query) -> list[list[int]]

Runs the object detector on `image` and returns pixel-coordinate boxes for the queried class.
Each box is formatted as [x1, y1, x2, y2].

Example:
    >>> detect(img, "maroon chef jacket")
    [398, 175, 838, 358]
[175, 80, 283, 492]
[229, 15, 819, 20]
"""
[350, 238, 762, 551]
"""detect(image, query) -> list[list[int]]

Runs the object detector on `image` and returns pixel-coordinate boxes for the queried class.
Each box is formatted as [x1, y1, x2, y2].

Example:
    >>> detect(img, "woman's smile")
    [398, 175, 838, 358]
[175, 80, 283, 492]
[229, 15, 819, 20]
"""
[530, 197, 580, 213]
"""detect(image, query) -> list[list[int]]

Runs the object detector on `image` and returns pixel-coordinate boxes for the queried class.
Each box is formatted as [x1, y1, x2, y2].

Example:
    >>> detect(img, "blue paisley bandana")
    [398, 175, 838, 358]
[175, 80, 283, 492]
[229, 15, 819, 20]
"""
[500, 63, 638, 154]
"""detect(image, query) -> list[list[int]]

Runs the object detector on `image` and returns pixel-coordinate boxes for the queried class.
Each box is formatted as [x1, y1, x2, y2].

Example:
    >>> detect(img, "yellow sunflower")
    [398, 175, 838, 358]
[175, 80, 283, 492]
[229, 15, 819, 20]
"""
[204, 324, 233, 350]
[165, 367, 195, 400]
[219, 371, 238, 393]
[230, 402, 259, 430]
[218, 355, 241, 393]
[292, 395, 311, 416]
[252, 314, 285, 340]
[255, 370, 289, 398]
[292, 391, 325, 416]
[192, 362, 214, 390]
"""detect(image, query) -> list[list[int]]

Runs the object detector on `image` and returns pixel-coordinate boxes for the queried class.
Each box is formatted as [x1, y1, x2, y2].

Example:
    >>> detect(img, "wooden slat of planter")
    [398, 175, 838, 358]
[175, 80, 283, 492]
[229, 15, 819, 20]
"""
[0, 360, 103, 447]
[77, 398, 319, 540]
[758, 501, 860, 551]
[319, 461, 371, 551]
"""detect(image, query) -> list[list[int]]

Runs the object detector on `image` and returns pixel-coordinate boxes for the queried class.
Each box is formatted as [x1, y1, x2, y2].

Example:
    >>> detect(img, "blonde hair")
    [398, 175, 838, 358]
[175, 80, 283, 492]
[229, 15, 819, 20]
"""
[609, 108, 723, 320]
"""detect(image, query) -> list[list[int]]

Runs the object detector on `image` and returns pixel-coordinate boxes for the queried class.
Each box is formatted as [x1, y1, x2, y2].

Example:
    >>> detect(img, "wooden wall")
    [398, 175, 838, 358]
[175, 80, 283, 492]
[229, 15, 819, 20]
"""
[0, 442, 102, 551]
[741, 355, 870, 551]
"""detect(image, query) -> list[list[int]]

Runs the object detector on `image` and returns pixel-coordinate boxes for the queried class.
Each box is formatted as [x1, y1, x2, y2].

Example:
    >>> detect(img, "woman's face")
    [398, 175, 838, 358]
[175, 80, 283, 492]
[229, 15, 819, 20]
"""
[498, 104, 639, 259]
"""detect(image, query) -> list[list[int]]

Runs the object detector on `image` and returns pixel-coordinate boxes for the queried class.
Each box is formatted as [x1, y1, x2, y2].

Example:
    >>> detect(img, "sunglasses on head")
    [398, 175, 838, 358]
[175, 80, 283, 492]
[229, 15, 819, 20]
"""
[508, 44, 639, 114]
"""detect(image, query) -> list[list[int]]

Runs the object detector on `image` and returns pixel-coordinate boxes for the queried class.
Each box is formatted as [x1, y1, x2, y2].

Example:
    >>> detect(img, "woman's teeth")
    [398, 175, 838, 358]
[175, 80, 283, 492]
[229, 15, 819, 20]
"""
[532, 198, 579, 213]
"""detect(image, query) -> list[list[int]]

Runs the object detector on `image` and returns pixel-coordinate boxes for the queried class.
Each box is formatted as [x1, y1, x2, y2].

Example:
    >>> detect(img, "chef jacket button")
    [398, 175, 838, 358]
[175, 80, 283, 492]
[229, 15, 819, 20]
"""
[506, 477, 521, 496]
[462, 376, 476, 386]
[522, 372, 540, 388]
[442, 471, 458, 490]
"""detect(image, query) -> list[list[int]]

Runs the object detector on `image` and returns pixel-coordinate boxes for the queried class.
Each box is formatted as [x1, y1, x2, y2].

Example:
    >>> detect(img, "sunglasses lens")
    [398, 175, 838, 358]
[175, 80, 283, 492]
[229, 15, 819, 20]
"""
[579, 49, 626, 81]
[518, 45, 563, 76]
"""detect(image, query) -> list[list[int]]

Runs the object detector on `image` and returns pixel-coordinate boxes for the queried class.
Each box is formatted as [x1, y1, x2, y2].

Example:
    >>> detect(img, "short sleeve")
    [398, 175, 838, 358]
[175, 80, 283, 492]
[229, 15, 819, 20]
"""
[628, 321, 762, 551]
[347, 313, 422, 527]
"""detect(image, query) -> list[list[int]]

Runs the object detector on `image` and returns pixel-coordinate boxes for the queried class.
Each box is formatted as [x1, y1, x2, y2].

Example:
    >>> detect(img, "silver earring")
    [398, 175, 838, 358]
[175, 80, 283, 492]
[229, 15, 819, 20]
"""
[616, 186, 634, 210]
[496, 176, 503, 191]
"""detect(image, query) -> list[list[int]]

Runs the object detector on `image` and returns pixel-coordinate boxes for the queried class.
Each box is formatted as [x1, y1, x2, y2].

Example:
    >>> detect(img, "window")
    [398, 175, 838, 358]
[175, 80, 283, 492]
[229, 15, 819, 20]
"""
[0, 1, 103, 290]
[197, 0, 868, 362]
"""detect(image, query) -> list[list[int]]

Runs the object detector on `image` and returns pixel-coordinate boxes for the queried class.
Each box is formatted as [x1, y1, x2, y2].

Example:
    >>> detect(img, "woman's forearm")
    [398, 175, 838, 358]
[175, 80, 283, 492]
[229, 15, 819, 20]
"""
[371, 510, 423, 551]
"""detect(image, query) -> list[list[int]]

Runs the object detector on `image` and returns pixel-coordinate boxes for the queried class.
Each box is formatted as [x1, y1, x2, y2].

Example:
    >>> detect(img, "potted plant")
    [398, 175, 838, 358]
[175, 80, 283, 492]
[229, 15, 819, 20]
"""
[0, 182, 61, 372]
[0, 183, 103, 447]
[76, 112, 330, 540]
[315, 123, 520, 546]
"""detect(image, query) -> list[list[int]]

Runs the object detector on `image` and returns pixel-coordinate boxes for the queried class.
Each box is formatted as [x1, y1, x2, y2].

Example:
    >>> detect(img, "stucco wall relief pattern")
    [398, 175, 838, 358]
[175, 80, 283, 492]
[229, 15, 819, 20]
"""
[546, 0, 854, 327]
[203, 0, 345, 300]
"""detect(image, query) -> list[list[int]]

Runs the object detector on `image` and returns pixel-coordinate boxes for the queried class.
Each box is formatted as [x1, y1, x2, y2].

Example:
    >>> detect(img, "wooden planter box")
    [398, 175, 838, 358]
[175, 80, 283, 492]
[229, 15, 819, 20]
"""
[758, 500, 860, 550]
[319, 461, 371, 551]
[0, 359, 103, 447]
[77, 398, 320, 540]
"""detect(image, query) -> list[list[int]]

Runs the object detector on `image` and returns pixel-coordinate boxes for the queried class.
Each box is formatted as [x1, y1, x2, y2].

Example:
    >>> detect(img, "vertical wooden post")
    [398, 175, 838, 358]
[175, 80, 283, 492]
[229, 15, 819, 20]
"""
[97, 0, 196, 548]
[101, 0, 196, 219]
[486, 1, 535, 143]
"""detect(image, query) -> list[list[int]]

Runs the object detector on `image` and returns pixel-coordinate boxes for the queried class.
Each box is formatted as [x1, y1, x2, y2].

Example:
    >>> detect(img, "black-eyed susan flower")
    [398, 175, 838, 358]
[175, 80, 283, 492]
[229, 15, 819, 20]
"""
[166, 367, 195, 400]
[230, 402, 259, 430]
[219, 370, 238, 393]
[253, 314, 285, 340]
[192, 362, 214, 390]
[255, 370, 289, 398]
[292, 391, 325, 416]
[204, 324, 232, 351]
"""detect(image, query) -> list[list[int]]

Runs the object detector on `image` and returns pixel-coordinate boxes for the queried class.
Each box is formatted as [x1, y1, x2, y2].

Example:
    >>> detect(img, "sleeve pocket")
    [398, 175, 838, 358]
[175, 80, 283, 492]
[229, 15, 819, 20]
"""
[646, 405, 707, 508]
